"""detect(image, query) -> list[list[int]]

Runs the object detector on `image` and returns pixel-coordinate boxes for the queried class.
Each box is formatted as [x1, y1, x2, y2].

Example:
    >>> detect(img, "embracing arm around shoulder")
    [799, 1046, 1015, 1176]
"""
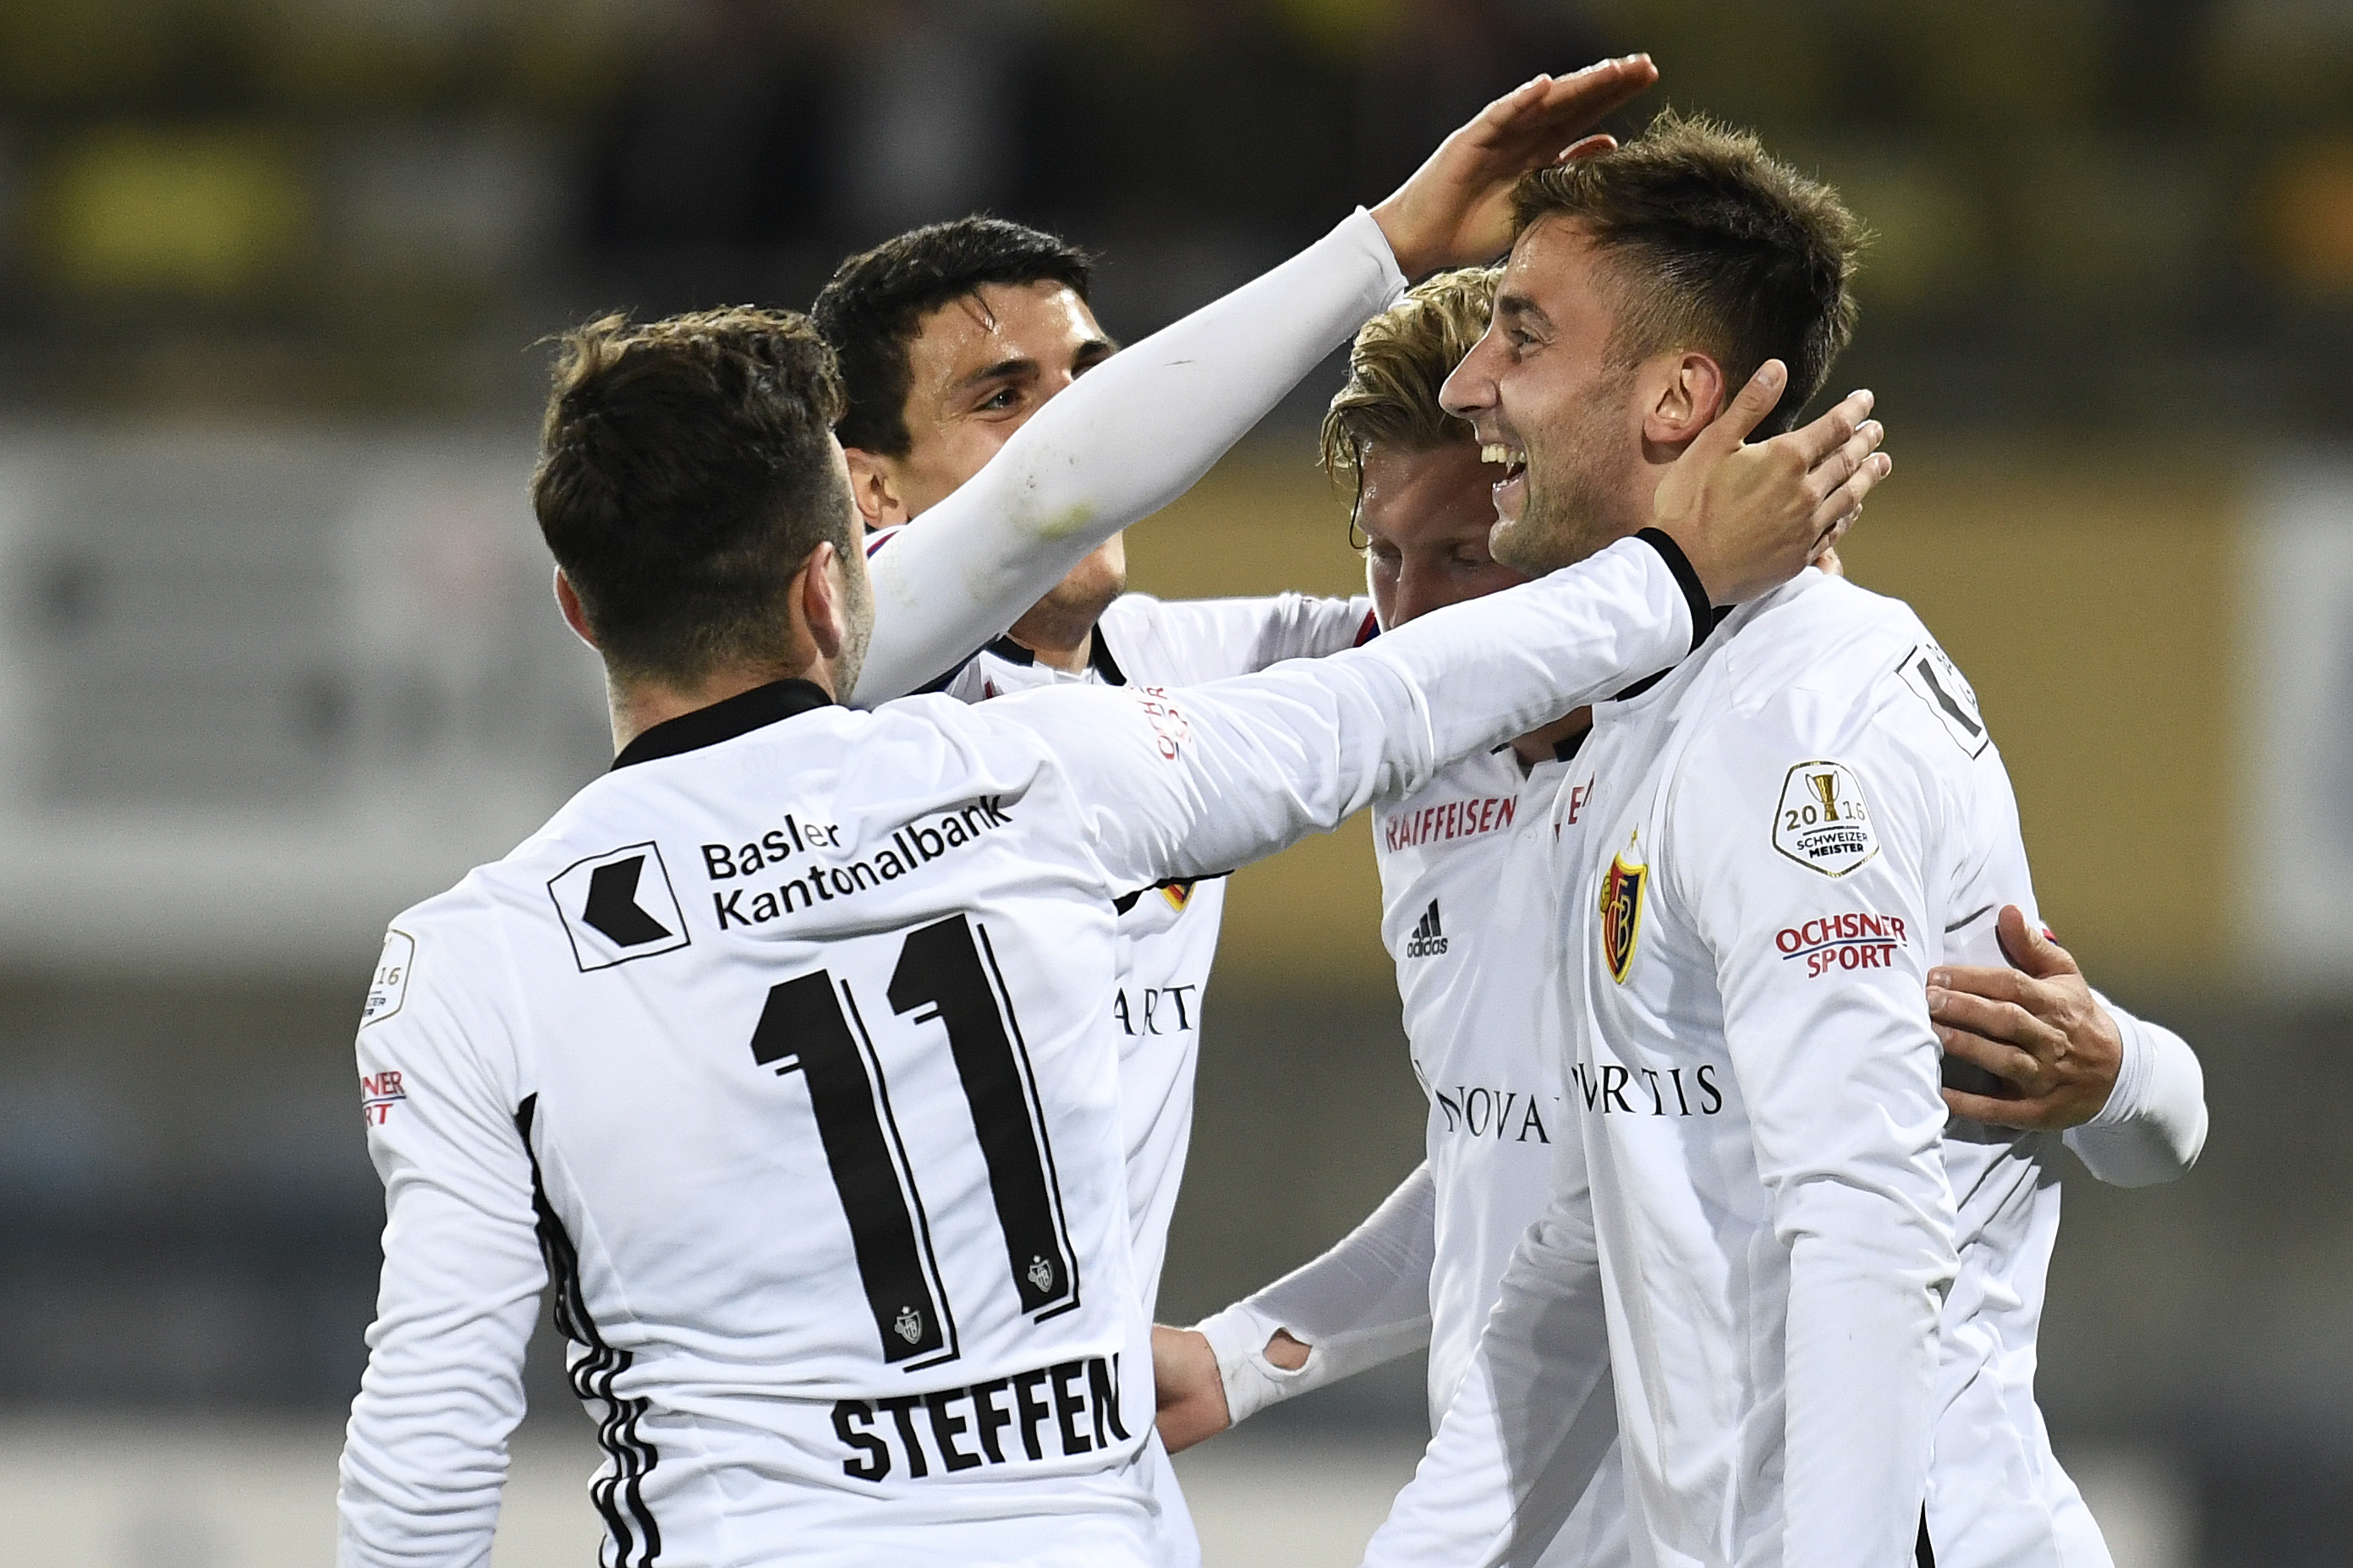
[338, 919, 546, 1568]
[990, 533, 1703, 896]
[1925, 907, 2208, 1185]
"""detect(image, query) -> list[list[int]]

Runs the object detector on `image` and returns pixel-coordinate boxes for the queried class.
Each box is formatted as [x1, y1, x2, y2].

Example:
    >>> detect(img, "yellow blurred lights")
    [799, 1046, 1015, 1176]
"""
[35, 129, 310, 298]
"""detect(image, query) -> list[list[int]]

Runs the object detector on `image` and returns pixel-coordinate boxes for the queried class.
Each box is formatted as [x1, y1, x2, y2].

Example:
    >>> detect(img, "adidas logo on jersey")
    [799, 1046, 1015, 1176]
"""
[1405, 900, 1449, 957]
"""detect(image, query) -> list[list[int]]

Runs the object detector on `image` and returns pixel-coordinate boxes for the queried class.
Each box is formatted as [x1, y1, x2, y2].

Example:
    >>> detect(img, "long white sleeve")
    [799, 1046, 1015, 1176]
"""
[992, 532, 1703, 896]
[2065, 998, 2208, 1187]
[849, 208, 1406, 704]
[1192, 1163, 1435, 1425]
[1663, 689, 1965, 1568]
[1362, 1122, 1615, 1567]
[339, 917, 545, 1567]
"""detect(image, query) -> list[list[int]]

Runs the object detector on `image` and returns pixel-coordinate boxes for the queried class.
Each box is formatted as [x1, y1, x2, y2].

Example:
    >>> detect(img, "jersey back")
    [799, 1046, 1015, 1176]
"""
[921, 587, 1374, 1312]
[352, 692, 1160, 1565]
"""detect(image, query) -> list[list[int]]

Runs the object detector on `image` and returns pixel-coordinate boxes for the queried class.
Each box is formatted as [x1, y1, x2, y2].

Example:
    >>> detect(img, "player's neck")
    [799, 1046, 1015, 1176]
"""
[606, 662, 834, 754]
[1010, 628, 1093, 674]
[1510, 707, 1593, 770]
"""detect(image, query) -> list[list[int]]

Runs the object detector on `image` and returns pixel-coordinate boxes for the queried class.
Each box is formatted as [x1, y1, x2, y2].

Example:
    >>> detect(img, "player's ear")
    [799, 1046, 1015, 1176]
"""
[1641, 353, 1730, 450]
[842, 447, 910, 529]
[798, 540, 848, 663]
[553, 568, 600, 651]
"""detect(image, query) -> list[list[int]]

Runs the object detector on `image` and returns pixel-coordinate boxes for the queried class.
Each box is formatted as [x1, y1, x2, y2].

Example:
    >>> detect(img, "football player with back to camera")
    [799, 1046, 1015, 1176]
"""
[335, 71, 1882, 1568]
[1153, 262, 2206, 1566]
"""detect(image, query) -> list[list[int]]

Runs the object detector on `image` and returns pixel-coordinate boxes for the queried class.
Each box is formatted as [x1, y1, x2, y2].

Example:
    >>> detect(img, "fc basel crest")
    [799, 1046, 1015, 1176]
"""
[1599, 843, 1648, 984]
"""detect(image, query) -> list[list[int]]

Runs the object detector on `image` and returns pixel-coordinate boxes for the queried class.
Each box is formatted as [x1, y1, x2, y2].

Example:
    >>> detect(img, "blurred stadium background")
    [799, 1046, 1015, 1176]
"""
[0, 0, 2349, 1562]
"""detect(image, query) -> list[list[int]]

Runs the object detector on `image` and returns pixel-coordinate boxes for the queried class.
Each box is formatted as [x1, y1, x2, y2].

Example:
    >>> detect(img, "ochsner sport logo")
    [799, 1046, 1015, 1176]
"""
[1775, 911, 1909, 976]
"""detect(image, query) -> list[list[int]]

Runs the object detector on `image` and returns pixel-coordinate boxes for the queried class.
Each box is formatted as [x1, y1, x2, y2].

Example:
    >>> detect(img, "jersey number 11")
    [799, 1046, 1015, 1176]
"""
[749, 914, 1079, 1370]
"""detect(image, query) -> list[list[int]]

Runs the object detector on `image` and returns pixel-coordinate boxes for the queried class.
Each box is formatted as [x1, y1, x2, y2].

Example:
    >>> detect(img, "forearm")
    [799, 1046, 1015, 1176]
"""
[1194, 1163, 1435, 1424]
[2065, 999, 2209, 1187]
[850, 209, 1406, 704]
[337, 1184, 545, 1566]
[1780, 1198, 1945, 1568]
[1039, 534, 1700, 891]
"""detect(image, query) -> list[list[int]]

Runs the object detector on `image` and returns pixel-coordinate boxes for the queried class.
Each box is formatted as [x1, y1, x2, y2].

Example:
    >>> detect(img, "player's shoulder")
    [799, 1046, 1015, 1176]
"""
[1666, 576, 1998, 828]
[1714, 575, 1975, 741]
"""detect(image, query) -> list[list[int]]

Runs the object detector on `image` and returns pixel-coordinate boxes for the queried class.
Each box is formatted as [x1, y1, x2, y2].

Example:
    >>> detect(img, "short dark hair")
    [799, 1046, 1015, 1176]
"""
[810, 217, 1094, 458]
[530, 306, 852, 687]
[1511, 112, 1866, 434]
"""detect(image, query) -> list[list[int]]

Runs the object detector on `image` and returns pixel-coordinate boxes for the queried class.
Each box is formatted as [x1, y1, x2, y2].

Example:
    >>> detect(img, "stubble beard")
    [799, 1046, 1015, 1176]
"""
[1489, 370, 1643, 577]
[836, 566, 876, 698]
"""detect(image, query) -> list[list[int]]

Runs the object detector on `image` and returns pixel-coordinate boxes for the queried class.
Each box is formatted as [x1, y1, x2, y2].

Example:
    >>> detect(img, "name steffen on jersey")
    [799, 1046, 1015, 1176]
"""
[705, 798, 1016, 931]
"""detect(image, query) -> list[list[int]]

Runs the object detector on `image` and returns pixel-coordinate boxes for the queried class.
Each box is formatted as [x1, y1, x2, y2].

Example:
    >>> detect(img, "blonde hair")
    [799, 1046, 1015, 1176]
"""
[1319, 265, 1498, 480]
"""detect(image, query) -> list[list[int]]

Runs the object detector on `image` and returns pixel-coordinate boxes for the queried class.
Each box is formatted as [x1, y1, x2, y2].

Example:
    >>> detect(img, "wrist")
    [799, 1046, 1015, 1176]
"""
[1633, 528, 1715, 652]
[1367, 200, 1434, 281]
[1193, 1302, 1316, 1427]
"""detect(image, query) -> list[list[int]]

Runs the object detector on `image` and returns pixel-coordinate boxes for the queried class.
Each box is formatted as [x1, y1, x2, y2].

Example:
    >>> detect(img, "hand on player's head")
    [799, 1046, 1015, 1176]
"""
[1648, 363, 1890, 605]
[1370, 55, 1658, 278]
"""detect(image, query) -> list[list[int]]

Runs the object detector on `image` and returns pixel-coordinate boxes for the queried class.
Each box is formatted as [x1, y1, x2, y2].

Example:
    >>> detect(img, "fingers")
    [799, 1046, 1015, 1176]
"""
[1994, 904, 2080, 979]
[1929, 983, 2069, 1059]
[1810, 449, 1890, 537]
[1935, 1017, 2045, 1086]
[1928, 962, 2037, 1011]
[1557, 133, 1616, 163]
[1941, 1085, 2063, 1132]
[1805, 420, 1884, 503]
[1482, 55, 1656, 146]
[1690, 360, 1788, 457]
[1786, 387, 1873, 465]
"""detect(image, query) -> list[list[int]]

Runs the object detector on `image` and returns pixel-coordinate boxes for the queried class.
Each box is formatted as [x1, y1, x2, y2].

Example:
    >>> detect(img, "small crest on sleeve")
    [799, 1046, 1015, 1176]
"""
[1895, 642, 1989, 758]
[362, 929, 414, 1026]
[1772, 761, 1879, 878]
[1599, 839, 1648, 984]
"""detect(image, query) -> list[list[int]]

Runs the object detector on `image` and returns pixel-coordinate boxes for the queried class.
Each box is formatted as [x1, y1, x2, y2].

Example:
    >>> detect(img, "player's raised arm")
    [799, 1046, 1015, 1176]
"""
[849, 58, 1660, 704]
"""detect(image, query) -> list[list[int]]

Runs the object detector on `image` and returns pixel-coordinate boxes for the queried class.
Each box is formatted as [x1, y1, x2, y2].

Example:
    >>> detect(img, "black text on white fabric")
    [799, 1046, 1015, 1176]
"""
[749, 915, 1079, 1370]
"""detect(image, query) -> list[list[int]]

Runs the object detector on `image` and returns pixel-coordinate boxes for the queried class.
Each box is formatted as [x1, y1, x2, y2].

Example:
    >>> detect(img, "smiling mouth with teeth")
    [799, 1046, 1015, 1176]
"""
[1479, 441, 1528, 483]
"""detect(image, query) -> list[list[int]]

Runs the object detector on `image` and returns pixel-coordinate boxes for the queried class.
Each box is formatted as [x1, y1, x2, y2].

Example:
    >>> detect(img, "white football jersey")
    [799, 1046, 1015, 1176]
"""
[900, 580, 1376, 1311]
[337, 534, 1707, 1568]
[912, 587, 1368, 1568]
[1368, 570, 2109, 1568]
[1372, 744, 1632, 1565]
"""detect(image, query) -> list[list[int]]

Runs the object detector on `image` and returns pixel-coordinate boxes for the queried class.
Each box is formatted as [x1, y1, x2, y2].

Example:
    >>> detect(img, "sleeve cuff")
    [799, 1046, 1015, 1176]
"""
[2083, 990, 2150, 1129]
[1193, 1302, 1320, 1426]
[1345, 206, 1411, 304]
[1635, 528, 1714, 652]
